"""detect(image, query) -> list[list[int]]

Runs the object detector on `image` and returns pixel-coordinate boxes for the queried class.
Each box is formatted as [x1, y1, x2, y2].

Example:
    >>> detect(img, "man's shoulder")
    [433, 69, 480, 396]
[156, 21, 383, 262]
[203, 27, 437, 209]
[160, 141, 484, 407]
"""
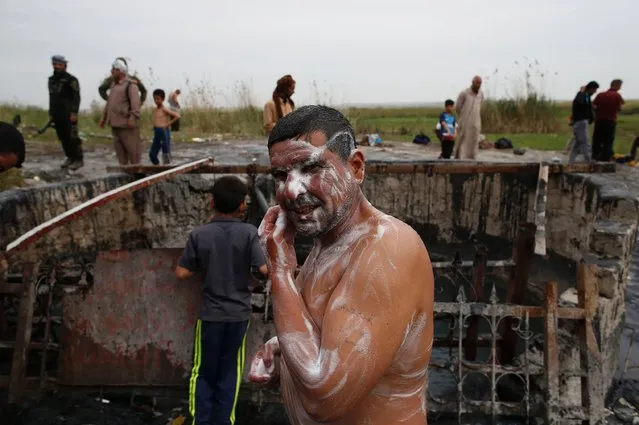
[366, 214, 426, 256]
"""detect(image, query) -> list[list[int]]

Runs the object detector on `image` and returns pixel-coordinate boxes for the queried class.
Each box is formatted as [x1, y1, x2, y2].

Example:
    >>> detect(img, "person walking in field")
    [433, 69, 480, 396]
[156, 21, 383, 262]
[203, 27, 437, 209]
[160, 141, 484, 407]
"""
[592, 79, 625, 162]
[48, 55, 84, 170]
[99, 59, 143, 165]
[455, 76, 485, 159]
[569, 81, 599, 163]
[150, 89, 180, 165]
[263, 75, 296, 136]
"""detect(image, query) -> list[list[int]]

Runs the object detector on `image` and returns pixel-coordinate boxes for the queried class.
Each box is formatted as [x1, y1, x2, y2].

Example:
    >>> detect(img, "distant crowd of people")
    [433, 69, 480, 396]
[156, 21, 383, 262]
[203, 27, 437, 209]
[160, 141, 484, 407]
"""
[0, 57, 632, 176]
[567, 80, 625, 163]
[429, 76, 627, 163]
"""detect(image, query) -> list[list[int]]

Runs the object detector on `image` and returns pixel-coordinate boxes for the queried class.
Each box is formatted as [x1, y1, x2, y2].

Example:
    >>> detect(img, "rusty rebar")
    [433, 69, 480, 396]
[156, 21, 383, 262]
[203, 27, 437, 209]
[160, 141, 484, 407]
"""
[501, 223, 537, 365]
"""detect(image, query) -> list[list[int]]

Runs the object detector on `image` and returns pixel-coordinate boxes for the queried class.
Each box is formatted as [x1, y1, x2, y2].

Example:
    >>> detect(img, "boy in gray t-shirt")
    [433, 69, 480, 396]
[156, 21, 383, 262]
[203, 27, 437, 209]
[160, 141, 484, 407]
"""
[176, 176, 267, 424]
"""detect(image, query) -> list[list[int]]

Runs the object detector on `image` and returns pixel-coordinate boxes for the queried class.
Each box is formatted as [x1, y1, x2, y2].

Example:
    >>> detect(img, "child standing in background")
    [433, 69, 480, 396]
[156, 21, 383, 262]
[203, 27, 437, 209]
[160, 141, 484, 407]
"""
[436, 99, 457, 159]
[151, 89, 180, 165]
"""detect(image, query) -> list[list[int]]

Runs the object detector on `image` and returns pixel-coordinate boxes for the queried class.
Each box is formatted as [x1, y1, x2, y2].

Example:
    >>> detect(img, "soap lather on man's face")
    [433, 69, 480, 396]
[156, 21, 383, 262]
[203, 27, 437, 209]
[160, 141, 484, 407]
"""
[269, 131, 358, 238]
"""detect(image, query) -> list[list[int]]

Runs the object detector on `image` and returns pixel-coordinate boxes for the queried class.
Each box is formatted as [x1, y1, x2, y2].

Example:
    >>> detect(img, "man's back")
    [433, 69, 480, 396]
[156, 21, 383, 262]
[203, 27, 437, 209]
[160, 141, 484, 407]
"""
[180, 218, 264, 322]
[594, 90, 624, 122]
[572, 91, 594, 122]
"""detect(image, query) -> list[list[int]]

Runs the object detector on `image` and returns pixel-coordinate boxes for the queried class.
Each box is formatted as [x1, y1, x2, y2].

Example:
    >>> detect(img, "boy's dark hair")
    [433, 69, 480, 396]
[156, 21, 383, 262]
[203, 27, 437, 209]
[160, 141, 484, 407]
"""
[585, 81, 599, 91]
[268, 105, 356, 161]
[153, 89, 166, 100]
[212, 176, 248, 214]
[445, 99, 455, 107]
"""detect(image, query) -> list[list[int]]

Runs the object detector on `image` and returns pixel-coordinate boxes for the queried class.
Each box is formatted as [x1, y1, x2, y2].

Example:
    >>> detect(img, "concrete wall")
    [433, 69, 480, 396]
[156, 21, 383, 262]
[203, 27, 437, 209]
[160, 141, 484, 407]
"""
[1, 168, 637, 403]
[363, 172, 538, 246]
[0, 175, 218, 257]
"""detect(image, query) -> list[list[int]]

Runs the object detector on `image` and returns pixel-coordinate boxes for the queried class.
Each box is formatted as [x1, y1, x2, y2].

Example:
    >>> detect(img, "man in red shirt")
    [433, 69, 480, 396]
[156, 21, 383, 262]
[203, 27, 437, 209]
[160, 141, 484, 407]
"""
[592, 79, 625, 161]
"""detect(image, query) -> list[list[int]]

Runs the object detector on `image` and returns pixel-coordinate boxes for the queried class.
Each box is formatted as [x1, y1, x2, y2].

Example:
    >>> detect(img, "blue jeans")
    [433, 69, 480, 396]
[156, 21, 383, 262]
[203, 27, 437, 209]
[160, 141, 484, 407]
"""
[150, 127, 171, 165]
[569, 120, 591, 163]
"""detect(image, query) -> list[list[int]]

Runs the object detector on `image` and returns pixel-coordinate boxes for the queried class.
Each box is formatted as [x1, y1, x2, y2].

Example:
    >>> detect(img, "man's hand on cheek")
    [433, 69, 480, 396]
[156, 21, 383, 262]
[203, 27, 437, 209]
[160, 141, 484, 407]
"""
[259, 206, 297, 276]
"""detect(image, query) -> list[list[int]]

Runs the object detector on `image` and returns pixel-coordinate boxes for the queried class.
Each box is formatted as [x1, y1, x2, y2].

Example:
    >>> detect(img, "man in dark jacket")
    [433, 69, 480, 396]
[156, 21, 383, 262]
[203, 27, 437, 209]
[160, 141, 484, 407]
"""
[48, 55, 83, 170]
[569, 81, 599, 163]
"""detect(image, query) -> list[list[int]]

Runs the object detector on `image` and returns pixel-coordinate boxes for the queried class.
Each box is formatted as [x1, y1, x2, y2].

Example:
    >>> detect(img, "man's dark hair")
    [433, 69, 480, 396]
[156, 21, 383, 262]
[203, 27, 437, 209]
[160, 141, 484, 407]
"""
[212, 176, 248, 214]
[611, 79, 623, 87]
[445, 99, 454, 107]
[268, 105, 356, 161]
[153, 89, 166, 100]
[585, 81, 599, 91]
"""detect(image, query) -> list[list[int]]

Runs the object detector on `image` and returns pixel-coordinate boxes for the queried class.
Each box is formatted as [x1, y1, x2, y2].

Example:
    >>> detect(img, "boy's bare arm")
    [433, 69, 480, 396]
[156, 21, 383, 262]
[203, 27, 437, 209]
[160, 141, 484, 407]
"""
[164, 107, 181, 125]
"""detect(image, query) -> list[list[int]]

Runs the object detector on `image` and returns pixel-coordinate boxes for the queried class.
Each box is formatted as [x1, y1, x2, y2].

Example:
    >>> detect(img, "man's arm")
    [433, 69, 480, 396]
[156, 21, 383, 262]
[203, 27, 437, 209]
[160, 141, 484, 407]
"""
[439, 112, 451, 133]
[176, 233, 198, 280]
[98, 77, 111, 101]
[264, 102, 276, 133]
[164, 107, 181, 125]
[136, 79, 147, 104]
[69, 76, 81, 118]
[47, 77, 53, 116]
[262, 208, 429, 422]
[128, 83, 141, 119]
[455, 91, 466, 116]
[250, 232, 269, 278]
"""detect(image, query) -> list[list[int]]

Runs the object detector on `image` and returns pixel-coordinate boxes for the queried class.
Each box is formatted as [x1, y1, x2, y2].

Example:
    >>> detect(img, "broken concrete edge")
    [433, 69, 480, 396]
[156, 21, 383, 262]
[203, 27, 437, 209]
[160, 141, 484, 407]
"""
[4, 158, 214, 255]
[522, 169, 639, 418]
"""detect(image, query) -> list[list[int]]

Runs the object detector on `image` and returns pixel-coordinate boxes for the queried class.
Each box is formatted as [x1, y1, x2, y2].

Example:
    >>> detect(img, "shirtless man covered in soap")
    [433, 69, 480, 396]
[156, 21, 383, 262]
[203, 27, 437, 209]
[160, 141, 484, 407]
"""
[249, 105, 434, 425]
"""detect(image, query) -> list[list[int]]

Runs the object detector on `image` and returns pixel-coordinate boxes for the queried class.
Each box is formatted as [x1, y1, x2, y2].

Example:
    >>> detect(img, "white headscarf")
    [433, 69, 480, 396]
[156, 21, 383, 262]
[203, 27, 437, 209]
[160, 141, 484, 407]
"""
[112, 58, 128, 74]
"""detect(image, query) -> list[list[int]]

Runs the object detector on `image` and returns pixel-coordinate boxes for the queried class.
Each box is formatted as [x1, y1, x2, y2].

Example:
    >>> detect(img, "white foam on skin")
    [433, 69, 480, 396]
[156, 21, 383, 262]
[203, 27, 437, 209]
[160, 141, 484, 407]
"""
[287, 168, 311, 199]
[278, 331, 342, 391]
[251, 357, 274, 378]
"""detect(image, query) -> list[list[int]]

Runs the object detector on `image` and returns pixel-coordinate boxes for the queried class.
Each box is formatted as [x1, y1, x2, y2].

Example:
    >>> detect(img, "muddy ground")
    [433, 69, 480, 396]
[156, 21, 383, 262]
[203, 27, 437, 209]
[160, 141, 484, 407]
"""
[14, 137, 566, 188]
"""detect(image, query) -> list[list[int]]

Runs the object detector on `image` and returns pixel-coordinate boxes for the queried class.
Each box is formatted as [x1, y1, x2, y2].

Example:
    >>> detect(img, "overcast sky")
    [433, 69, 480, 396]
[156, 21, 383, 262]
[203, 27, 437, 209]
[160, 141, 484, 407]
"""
[1, 0, 636, 109]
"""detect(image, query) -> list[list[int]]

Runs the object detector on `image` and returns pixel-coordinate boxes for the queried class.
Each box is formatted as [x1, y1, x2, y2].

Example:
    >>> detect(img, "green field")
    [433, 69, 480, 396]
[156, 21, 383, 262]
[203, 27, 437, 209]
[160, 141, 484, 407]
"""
[2, 99, 638, 153]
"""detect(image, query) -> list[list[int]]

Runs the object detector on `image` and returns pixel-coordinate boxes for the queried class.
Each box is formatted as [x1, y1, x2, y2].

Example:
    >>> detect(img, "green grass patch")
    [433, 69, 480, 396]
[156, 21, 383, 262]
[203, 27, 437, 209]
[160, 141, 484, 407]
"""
[2, 98, 637, 153]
